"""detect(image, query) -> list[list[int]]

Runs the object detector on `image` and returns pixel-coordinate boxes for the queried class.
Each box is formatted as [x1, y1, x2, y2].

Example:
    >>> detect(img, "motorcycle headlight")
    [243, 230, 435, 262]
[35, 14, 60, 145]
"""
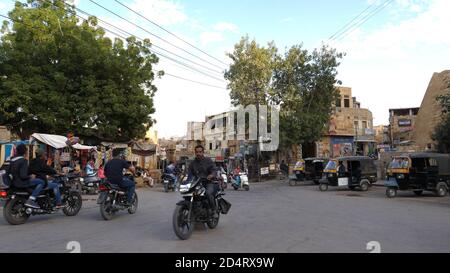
[79, 178, 84, 182]
[397, 174, 405, 179]
[179, 183, 191, 193]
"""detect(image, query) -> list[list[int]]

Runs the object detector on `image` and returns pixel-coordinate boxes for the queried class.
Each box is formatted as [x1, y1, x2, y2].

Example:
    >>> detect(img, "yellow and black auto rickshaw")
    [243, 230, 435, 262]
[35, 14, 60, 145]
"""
[385, 153, 450, 198]
[289, 158, 328, 186]
[319, 156, 377, 192]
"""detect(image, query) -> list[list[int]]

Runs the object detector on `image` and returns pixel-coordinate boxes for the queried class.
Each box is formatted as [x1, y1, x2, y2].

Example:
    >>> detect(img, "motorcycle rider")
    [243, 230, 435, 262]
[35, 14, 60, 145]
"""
[29, 149, 64, 209]
[104, 150, 136, 206]
[9, 144, 46, 209]
[165, 161, 178, 190]
[187, 145, 218, 217]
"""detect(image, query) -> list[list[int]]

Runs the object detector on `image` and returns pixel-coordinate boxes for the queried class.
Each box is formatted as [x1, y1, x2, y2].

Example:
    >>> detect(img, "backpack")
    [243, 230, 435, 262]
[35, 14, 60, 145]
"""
[0, 157, 24, 189]
[0, 163, 12, 189]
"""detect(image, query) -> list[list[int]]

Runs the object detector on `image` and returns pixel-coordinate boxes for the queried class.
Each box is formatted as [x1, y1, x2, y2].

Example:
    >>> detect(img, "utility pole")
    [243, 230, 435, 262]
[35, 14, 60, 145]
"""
[255, 86, 261, 182]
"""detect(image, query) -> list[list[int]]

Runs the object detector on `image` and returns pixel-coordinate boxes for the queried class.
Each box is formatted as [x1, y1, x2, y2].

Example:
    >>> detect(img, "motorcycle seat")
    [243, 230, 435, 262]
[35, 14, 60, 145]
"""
[108, 183, 128, 191]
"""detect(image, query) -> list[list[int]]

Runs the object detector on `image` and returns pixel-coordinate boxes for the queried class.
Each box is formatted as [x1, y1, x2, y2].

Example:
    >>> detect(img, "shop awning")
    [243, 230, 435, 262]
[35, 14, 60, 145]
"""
[30, 133, 97, 150]
[131, 141, 156, 156]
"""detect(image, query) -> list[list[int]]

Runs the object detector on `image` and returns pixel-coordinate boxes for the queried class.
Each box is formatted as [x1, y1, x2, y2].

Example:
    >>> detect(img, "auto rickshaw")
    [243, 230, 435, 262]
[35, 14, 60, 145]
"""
[319, 156, 377, 192]
[385, 153, 450, 198]
[289, 158, 328, 186]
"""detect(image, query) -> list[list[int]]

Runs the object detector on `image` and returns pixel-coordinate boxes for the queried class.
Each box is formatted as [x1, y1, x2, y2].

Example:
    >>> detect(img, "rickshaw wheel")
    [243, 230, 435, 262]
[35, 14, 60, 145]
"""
[319, 183, 328, 192]
[386, 187, 397, 198]
[360, 180, 370, 192]
[289, 179, 296, 187]
[435, 182, 448, 197]
[413, 190, 423, 196]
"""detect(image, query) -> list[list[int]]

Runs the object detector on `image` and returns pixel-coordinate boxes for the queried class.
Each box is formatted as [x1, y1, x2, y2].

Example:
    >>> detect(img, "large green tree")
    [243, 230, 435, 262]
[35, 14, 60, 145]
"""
[225, 36, 343, 149]
[433, 93, 450, 153]
[0, 0, 161, 141]
[272, 45, 343, 148]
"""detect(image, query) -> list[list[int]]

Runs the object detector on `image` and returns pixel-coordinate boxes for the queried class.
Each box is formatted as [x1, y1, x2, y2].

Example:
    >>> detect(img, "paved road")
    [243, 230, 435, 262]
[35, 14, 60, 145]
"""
[1, 180, 450, 253]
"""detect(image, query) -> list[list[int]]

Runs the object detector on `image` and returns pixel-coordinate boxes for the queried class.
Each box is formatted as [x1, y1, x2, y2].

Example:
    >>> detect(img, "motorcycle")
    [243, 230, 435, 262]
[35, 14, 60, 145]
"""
[0, 175, 83, 225]
[96, 175, 138, 221]
[79, 172, 102, 195]
[172, 177, 231, 240]
[162, 173, 177, 192]
[229, 172, 250, 191]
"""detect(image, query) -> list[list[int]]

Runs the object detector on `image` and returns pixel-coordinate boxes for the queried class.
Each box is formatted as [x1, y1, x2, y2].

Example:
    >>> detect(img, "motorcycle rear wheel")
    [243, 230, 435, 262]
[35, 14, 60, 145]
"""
[100, 198, 115, 221]
[3, 198, 30, 225]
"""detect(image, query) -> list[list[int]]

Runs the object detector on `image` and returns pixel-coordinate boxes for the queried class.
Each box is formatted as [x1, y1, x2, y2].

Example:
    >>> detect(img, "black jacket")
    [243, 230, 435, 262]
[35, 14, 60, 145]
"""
[29, 158, 57, 183]
[9, 156, 32, 188]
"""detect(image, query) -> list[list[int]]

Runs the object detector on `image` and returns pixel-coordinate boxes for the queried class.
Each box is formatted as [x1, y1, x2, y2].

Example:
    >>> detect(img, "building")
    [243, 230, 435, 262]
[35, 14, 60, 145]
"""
[316, 87, 376, 158]
[388, 107, 419, 147]
[0, 126, 11, 142]
[412, 70, 450, 151]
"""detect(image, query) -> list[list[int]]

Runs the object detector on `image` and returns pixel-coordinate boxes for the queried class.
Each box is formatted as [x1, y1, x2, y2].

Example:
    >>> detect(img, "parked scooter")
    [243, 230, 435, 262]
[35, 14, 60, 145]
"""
[229, 172, 250, 191]
[162, 173, 177, 192]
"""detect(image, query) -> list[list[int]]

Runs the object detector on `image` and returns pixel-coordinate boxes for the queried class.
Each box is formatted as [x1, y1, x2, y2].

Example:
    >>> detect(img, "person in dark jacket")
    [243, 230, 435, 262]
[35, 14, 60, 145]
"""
[187, 145, 218, 216]
[29, 149, 63, 208]
[9, 144, 46, 209]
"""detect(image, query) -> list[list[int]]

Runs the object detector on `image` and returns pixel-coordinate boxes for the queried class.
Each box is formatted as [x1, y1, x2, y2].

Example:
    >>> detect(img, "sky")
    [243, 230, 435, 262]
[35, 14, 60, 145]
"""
[1, 0, 449, 138]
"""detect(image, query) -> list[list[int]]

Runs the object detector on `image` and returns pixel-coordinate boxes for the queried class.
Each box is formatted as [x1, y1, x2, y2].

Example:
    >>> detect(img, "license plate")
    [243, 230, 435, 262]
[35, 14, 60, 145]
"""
[164, 180, 169, 184]
[88, 183, 94, 186]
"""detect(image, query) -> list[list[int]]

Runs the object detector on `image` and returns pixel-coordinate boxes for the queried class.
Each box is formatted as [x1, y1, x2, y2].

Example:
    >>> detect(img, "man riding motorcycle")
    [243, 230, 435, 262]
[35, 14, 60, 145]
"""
[8, 144, 46, 209]
[187, 145, 218, 217]
[104, 150, 136, 205]
[29, 149, 64, 209]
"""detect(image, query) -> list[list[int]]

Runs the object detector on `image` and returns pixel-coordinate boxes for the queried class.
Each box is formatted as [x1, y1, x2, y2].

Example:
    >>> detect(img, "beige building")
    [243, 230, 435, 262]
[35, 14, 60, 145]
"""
[0, 126, 11, 142]
[316, 87, 376, 158]
[388, 107, 419, 146]
[411, 70, 450, 151]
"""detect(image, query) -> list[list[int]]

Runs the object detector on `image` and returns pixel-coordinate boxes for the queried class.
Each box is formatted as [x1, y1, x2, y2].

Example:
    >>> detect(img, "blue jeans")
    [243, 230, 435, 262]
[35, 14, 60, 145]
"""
[47, 181, 62, 205]
[29, 179, 45, 199]
[168, 174, 178, 188]
[119, 178, 135, 203]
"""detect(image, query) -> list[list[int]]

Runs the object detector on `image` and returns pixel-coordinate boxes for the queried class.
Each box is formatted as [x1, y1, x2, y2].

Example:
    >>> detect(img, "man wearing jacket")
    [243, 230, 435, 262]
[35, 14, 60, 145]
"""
[29, 149, 63, 208]
[9, 144, 46, 209]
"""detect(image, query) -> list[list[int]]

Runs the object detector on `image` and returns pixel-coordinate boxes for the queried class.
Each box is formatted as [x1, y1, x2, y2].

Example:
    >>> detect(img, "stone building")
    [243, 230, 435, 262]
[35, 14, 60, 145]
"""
[316, 87, 376, 158]
[412, 70, 450, 151]
[388, 107, 419, 146]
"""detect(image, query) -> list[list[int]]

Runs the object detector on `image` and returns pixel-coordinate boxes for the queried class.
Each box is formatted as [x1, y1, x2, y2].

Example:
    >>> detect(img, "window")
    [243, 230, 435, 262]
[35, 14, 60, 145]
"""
[209, 143, 213, 150]
[362, 121, 367, 129]
[336, 97, 341, 107]
[344, 98, 350, 108]
[354, 121, 359, 129]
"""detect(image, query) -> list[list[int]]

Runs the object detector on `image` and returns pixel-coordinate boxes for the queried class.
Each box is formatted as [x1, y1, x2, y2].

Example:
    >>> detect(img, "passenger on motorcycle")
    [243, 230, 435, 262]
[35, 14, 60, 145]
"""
[9, 144, 46, 209]
[187, 145, 218, 217]
[104, 150, 136, 205]
[29, 149, 64, 209]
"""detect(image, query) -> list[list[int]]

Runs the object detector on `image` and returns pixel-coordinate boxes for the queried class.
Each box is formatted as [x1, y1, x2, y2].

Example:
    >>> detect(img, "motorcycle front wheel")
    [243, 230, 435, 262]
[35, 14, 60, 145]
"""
[206, 211, 220, 229]
[63, 191, 82, 216]
[173, 205, 193, 240]
[128, 194, 138, 214]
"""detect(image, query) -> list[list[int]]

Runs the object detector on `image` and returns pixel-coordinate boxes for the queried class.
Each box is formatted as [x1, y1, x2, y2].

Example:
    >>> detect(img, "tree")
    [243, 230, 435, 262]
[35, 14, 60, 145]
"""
[433, 93, 450, 153]
[224, 36, 278, 107]
[272, 45, 343, 148]
[225, 36, 343, 150]
[0, 0, 161, 141]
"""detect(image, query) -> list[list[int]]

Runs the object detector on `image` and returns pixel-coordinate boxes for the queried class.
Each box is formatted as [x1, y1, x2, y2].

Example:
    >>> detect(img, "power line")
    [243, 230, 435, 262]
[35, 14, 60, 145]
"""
[27, 0, 226, 82]
[327, 1, 379, 42]
[114, 0, 228, 67]
[73, 6, 224, 76]
[335, 0, 394, 42]
[88, 0, 226, 72]
[328, 0, 394, 43]
[1, 11, 227, 89]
